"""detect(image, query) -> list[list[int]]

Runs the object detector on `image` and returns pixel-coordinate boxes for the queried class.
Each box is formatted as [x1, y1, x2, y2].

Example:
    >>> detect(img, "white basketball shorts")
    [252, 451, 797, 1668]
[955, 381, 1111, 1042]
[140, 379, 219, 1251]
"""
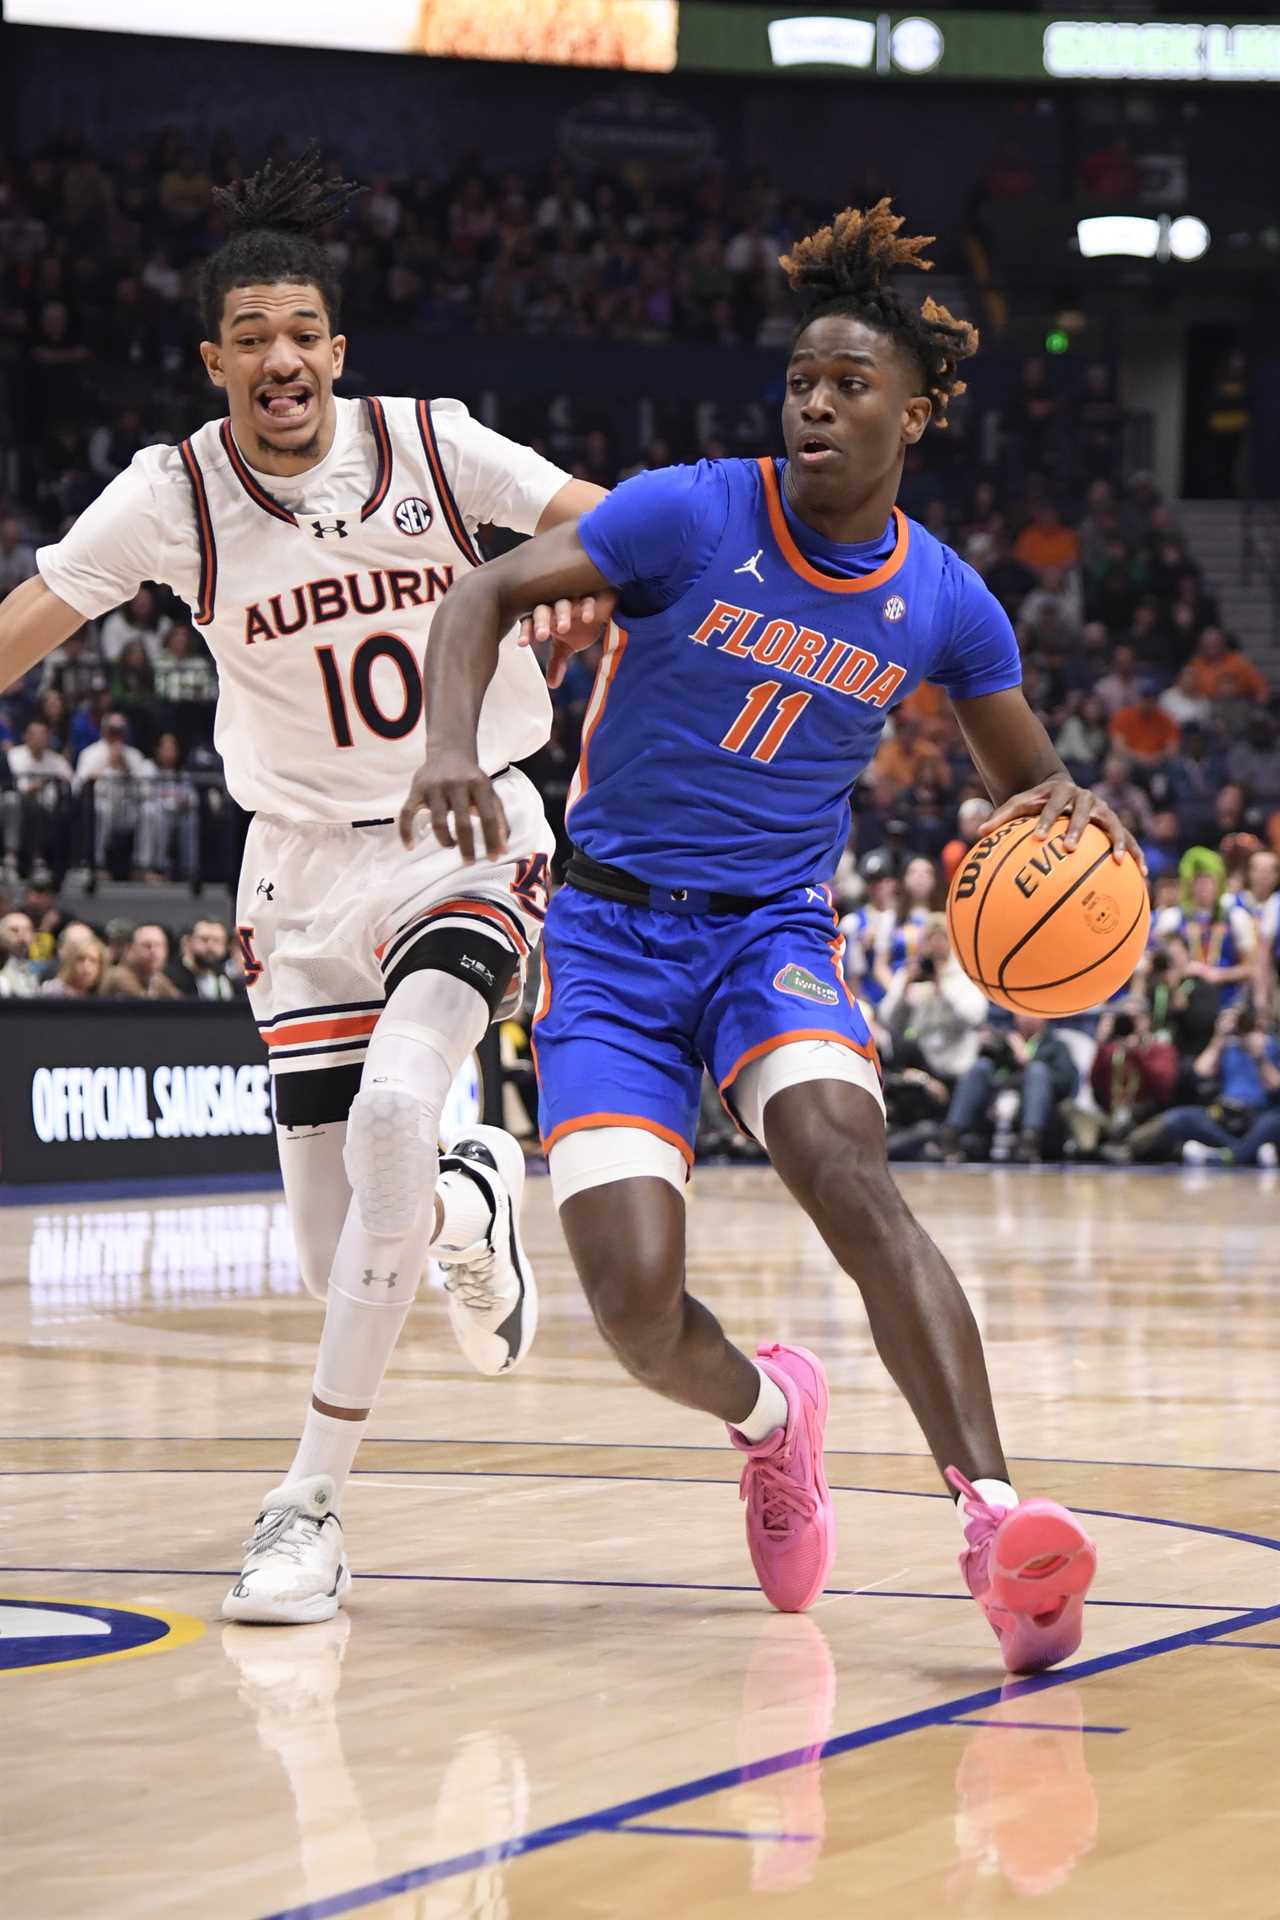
[235, 767, 554, 1129]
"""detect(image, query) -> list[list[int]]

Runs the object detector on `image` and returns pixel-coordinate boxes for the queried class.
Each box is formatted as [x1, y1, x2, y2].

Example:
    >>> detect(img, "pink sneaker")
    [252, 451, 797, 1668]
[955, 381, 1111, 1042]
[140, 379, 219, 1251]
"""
[729, 1344, 836, 1613]
[947, 1468, 1097, 1675]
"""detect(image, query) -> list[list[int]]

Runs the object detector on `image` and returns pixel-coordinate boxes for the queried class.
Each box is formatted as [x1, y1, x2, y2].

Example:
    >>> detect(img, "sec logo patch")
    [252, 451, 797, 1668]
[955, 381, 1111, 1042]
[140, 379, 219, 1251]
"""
[394, 496, 434, 536]
[0, 1595, 205, 1673]
[883, 595, 907, 622]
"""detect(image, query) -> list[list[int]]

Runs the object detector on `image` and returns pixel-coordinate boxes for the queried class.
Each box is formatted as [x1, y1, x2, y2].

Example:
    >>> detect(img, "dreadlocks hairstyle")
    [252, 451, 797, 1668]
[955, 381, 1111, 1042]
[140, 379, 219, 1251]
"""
[197, 146, 363, 338]
[780, 199, 979, 429]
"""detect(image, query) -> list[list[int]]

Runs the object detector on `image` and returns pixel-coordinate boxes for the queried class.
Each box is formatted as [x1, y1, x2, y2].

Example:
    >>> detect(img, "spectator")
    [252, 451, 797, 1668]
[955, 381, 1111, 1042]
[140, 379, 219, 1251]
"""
[1093, 644, 1143, 718]
[1083, 1007, 1178, 1158]
[940, 796, 992, 885]
[153, 624, 218, 705]
[1186, 627, 1267, 705]
[99, 585, 170, 666]
[1227, 709, 1280, 813]
[101, 922, 180, 999]
[73, 712, 151, 787]
[1055, 693, 1109, 781]
[1093, 753, 1154, 837]
[1013, 503, 1081, 576]
[40, 627, 103, 708]
[1159, 663, 1212, 730]
[1017, 564, 1083, 643]
[840, 849, 899, 1008]
[879, 915, 988, 1086]
[1141, 810, 1185, 882]
[977, 529, 1038, 619]
[1125, 1003, 1280, 1167]
[0, 909, 40, 998]
[936, 1015, 1079, 1163]
[1110, 679, 1180, 768]
[8, 717, 73, 791]
[134, 732, 198, 880]
[167, 918, 241, 1000]
[41, 924, 107, 999]
[0, 517, 37, 600]
[1155, 853, 1257, 1009]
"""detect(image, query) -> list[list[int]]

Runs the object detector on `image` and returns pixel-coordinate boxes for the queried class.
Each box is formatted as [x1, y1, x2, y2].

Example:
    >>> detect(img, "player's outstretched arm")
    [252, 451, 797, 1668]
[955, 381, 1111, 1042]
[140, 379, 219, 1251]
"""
[952, 685, 1145, 871]
[399, 520, 613, 862]
[0, 574, 87, 690]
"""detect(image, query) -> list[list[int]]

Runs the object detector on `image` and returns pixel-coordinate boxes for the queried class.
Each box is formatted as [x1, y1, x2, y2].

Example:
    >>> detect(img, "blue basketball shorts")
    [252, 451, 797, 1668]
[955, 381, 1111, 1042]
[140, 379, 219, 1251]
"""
[532, 882, 881, 1166]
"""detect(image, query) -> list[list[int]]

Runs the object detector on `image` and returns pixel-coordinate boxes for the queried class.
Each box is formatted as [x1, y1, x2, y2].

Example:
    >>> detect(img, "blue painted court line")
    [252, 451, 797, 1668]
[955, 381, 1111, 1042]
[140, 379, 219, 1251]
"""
[256, 1598, 1280, 1920]
[0, 1171, 283, 1206]
[947, 1719, 1126, 1733]
[614, 1823, 816, 1843]
[6, 1464, 1280, 1561]
[0, 1565, 1258, 1616]
[10, 1433, 1279, 1477]
[1206, 1639, 1280, 1649]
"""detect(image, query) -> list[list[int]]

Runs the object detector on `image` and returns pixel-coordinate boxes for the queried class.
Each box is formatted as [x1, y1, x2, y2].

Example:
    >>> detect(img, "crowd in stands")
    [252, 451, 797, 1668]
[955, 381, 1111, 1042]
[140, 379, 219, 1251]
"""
[2, 132, 1277, 1166]
[0, 898, 245, 1001]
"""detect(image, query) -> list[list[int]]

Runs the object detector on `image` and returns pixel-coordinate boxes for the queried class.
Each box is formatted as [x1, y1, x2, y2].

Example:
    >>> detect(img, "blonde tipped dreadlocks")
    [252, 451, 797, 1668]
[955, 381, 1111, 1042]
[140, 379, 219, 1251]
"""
[780, 199, 979, 428]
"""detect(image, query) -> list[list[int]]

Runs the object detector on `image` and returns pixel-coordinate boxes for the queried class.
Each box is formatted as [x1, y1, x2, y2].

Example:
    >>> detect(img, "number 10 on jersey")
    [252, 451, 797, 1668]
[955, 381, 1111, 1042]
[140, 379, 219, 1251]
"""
[316, 634, 423, 746]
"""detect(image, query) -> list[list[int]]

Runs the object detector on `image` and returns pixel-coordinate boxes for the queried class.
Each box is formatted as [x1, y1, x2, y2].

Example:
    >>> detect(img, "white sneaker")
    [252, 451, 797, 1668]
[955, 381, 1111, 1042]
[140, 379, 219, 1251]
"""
[436, 1125, 538, 1376]
[1180, 1140, 1226, 1166]
[222, 1474, 352, 1624]
[1258, 1142, 1279, 1169]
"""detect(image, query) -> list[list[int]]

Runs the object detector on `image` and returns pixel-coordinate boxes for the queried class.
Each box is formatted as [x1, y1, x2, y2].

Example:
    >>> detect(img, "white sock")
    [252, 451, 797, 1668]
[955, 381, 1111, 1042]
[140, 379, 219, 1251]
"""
[956, 1477, 1018, 1534]
[734, 1364, 790, 1444]
[432, 1166, 496, 1252]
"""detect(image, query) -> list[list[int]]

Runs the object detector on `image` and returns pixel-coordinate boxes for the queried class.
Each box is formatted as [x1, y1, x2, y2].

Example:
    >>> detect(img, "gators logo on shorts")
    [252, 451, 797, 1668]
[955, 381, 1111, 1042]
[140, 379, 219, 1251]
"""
[773, 963, 840, 1006]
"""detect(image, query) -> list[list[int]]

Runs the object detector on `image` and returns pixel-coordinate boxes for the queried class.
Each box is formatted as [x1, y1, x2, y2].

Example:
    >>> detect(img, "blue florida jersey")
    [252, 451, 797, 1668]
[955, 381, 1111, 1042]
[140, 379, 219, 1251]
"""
[570, 456, 1021, 894]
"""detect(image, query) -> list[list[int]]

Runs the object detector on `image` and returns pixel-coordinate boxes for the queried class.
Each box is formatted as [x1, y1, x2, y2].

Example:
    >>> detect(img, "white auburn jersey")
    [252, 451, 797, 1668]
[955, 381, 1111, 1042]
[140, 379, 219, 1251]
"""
[37, 395, 568, 824]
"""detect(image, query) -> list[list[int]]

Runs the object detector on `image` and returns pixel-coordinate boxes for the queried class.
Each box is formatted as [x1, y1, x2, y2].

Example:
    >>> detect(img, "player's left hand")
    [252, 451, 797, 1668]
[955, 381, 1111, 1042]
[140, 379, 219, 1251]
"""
[983, 776, 1147, 874]
[518, 590, 618, 690]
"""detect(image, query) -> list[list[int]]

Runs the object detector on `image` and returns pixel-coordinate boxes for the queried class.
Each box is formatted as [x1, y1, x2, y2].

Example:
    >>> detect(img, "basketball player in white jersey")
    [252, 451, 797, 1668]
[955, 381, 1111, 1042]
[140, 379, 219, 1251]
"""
[0, 153, 610, 1622]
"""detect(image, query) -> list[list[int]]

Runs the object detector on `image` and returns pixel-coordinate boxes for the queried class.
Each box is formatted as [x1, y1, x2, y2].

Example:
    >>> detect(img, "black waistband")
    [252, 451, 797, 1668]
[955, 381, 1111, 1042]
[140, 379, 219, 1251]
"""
[349, 766, 513, 831]
[565, 847, 779, 918]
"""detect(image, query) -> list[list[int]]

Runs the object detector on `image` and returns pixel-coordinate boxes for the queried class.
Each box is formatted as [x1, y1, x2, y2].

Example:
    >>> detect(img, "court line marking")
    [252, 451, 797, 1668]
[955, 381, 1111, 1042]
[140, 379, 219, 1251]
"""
[9, 1435, 1279, 1475]
[0, 1566, 1250, 1615]
[947, 1718, 1126, 1733]
[613, 1822, 815, 1843]
[1206, 1639, 1280, 1649]
[255, 1597, 1280, 1920]
[6, 1466, 1280, 1560]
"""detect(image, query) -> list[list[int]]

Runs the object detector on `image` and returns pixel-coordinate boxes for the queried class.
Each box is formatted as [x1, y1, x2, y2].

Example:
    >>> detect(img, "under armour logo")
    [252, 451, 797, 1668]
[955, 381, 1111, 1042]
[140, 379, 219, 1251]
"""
[311, 518, 349, 540]
[735, 549, 764, 584]
[361, 1268, 398, 1289]
[256, 878, 275, 900]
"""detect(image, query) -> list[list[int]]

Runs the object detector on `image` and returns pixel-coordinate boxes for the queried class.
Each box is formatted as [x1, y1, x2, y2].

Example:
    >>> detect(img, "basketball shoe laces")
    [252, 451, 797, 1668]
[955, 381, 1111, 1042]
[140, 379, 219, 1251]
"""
[243, 1504, 323, 1565]
[437, 1237, 500, 1314]
[741, 1442, 817, 1536]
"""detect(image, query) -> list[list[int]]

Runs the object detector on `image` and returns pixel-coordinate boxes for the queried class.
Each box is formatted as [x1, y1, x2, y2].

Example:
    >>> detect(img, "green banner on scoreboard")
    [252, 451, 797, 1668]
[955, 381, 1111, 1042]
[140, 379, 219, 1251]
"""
[677, 9, 1280, 83]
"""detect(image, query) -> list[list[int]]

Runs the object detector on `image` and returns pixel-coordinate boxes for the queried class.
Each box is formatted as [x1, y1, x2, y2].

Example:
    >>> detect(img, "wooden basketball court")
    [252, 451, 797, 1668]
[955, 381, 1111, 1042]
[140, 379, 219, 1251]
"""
[3, 1163, 1277, 1918]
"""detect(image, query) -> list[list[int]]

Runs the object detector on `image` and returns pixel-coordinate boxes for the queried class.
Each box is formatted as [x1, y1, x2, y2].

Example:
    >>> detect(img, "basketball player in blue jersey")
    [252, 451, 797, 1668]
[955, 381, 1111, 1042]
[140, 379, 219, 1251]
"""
[402, 202, 1143, 1674]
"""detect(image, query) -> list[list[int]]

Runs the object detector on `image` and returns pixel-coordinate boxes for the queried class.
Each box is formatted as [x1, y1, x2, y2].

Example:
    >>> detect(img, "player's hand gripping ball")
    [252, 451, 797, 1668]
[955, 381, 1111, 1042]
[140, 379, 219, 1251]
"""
[947, 818, 1150, 1015]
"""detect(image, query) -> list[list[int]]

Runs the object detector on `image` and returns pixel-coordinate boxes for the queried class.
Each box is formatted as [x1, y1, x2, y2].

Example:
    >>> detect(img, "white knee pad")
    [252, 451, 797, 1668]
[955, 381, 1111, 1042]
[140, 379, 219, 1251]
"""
[344, 1083, 440, 1238]
[549, 1125, 689, 1208]
[732, 1039, 885, 1144]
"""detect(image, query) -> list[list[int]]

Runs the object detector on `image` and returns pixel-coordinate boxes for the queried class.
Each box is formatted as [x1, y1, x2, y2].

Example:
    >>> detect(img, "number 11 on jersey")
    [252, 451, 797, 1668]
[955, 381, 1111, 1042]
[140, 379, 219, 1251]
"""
[719, 680, 812, 763]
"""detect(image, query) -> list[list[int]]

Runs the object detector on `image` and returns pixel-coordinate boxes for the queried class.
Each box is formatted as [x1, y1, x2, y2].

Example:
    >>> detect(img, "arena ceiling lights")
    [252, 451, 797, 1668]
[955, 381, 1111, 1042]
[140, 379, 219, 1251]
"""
[1077, 215, 1212, 261]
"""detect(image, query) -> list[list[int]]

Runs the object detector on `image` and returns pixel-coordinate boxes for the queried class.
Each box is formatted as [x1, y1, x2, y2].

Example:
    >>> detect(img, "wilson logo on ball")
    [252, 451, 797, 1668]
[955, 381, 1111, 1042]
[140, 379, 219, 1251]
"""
[393, 496, 434, 536]
[951, 823, 1022, 902]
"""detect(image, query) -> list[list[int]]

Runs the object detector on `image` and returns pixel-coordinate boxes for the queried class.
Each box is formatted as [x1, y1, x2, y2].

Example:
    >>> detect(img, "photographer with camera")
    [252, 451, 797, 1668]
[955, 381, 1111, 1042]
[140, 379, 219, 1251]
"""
[932, 1013, 1080, 1164]
[1118, 999, 1280, 1167]
[878, 917, 989, 1157]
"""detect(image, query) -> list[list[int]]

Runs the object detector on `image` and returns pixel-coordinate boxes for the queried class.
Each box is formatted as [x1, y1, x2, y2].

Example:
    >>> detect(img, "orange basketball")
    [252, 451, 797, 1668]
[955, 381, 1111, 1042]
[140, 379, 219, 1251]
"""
[946, 819, 1150, 1016]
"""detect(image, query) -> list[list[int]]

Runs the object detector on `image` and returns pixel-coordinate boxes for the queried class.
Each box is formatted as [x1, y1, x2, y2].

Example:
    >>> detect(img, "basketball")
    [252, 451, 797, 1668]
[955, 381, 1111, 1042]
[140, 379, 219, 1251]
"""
[946, 819, 1150, 1016]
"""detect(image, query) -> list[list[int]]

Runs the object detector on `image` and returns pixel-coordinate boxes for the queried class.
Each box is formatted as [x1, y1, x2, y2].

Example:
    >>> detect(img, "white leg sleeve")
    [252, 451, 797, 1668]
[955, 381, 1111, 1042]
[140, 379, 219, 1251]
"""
[732, 1039, 885, 1145]
[276, 1120, 351, 1300]
[548, 1126, 690, 1208]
